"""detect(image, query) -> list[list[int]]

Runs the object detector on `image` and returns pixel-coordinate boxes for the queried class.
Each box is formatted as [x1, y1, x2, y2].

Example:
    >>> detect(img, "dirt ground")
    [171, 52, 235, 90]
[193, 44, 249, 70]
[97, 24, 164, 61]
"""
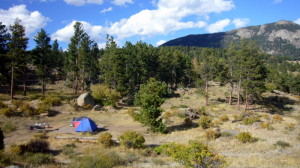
[1, 83, 300, 168]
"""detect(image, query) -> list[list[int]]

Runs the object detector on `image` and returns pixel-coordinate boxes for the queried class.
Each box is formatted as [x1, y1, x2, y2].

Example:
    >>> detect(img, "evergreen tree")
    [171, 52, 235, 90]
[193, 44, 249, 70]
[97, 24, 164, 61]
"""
[238, 41, 267, 111]
[134, 78, 167, 133]
[67, 22, 85, 94]
[7, 18, 28, 99]
[32, 29, 52, 94]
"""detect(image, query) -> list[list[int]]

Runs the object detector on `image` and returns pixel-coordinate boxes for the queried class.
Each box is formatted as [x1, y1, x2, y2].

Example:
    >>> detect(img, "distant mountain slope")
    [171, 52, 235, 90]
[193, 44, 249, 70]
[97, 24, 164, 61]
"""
[162, 20, 300, 59]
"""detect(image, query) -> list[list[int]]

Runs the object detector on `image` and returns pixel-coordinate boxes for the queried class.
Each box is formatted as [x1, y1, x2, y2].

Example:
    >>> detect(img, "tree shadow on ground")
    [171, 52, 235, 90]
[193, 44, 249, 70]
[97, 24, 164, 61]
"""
[167, 122, 198, 133]
[259, 96, 296, 114]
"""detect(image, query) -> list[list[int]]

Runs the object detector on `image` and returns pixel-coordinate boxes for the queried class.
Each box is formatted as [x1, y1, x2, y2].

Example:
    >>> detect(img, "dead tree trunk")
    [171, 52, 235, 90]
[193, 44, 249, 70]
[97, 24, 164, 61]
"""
[10, 65, 14, 100]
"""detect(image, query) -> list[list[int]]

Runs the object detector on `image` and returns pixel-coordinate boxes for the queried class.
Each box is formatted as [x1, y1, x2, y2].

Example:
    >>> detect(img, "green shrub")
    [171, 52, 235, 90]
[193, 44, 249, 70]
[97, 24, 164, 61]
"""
[69, 152, 125, 168]
[91, 84, 121, 106]
[118, 131, 145, 149]
[153, 143, 175, 155]
[219, 115, 229, 122]
[62, 143, 76, 156]
[242, 116, 260, 125]
[272, 114, 283, 122]
[205, 129, 221, 140]
[236, 132, 255, 143]
[274, 140, 291, 148]
[0, 101, 7, 108]
[163, 141, 227, 168]
[43, 97, 62, 106]
[285, 123, 295, 131]
[196, 106, 207, 115]
[0, 108, 15, 117]
[2, 122, 17, 134]
[20, 139, 49, 154]
[19, 102, 37, 117]
[35, 102, 51, 114]
[198, 116, 212, 129]
[24, 152, 54, 165]
[98, 132, 114, 148]
[10, 144, 22, 155]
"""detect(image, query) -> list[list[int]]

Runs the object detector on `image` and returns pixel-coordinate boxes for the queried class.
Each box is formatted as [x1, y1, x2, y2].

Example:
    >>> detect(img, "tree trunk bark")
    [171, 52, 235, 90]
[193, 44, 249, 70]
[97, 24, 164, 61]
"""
[245, 92, 249, 112]
[10, 65, 14, 100]
[205, 79, 208, 106]
[229, 82, 234, 105]
[23, 82, 26, 96]
[237, 77, 241, 109]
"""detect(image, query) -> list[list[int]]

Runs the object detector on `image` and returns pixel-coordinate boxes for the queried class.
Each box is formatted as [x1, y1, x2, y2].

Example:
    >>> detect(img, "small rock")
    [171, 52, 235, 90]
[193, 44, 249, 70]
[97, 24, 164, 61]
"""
[92, 105, 101, 111]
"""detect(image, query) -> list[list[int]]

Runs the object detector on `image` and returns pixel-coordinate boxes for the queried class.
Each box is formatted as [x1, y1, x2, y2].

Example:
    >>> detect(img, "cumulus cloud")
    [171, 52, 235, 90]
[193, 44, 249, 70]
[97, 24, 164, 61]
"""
[111, 0, 134, 6]
[295, 18, 300, 25]
[0, 5, 49, 35]
[109, 0, 233, 38]
[51, 21, 106, 42]
[64, 0, 103, 6]
[100, 7, 113, 13]
[232, 18, 249, 28]
[54, 0, 234, 42]
[206, 19, 231, 33]
[156, 40, 166, 46]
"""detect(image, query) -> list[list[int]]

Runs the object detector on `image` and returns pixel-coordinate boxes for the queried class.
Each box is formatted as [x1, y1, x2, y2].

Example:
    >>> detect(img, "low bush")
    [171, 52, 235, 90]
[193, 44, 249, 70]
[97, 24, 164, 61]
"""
[19, 139, 49, 154]
[118, 131, 145, 149]
[272, 114, 283, 122]
[62, 143, 76, 156]
[242, 116, 260, 125]
[91, 84, 121, 106]
[159, 141, 227, 168]
[198, 116, 212, 129]
[2, 122, 17, 134]
[35, 102, 51, 114]
[69, 152, 125, 168]
[219, 115, 229, 122]
[0, 101, 7, 108]
[285, 123, 295, 131]
[0, 108, 15, 117]
[43, 97, 62, 106]
[178, 105, 188, 108]
[274, 140, 291, 148]
[19, 102, 37, 117]
[33, 132, 48, 139]
[98, 132, 114, 148]
[205, 129, 221, 140]
[236, 132, 255, 143]
[24, 152, 54, 166]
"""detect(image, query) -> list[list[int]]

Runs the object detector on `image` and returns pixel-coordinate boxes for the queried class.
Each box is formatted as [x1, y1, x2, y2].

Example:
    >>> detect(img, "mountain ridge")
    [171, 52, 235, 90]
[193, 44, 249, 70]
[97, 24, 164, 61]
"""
[162, 20, 300, 59]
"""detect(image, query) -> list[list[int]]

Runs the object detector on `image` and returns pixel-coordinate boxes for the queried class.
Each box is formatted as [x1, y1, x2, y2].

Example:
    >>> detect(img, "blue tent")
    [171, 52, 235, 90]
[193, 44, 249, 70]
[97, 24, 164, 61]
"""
[75, 118, 98, 132]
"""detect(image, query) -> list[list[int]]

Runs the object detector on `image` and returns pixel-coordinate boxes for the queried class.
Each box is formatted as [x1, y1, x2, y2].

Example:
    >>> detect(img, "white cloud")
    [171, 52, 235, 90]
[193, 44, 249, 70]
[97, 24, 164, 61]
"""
[108, 0, 233, 39]
[295, 18, 300, 25]
[100, 7, 113, 13]
[0, 5, 49, 35]
[64, 0, 103, 6]
[274, 0, 282, 4]
[52, 21, 106, 42]
[232, 18, 249, 28]
[206, 19, 231, 33]
[54, 0, 234, 42]
[111, 0, 134, 6]
[156, 40, 166, 46]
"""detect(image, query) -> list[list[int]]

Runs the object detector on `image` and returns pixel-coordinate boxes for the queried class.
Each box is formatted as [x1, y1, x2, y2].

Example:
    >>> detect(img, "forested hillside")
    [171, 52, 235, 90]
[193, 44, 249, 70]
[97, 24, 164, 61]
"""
[1, 19, 300, 103]
[162, 20, 300, 60]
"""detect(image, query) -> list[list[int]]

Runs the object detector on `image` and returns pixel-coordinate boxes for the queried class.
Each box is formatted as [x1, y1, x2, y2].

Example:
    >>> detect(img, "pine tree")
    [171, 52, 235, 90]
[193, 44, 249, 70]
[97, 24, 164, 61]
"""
[32, 29, 52, 94]
[67, 22, 85, 94]
[7, 19, 28, 99]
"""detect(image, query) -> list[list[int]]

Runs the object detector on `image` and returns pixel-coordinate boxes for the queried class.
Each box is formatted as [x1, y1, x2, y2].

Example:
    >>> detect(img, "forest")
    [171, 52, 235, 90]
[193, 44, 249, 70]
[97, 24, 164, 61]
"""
[1, 19, 299, 102]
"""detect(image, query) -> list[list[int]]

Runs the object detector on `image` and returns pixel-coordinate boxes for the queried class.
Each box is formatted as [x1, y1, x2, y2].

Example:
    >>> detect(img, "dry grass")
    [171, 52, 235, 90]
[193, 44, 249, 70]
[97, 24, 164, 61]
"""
[1, 82, 300, 168]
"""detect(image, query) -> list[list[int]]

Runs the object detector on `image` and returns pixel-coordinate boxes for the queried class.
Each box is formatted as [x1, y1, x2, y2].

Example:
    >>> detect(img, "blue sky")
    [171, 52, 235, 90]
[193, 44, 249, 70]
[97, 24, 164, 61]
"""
[1, 0, 299, 50]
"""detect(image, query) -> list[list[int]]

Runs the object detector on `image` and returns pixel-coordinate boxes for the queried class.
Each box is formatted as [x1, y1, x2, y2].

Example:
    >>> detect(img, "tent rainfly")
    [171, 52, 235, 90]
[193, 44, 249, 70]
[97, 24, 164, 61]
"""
[75, 118, 98, 132]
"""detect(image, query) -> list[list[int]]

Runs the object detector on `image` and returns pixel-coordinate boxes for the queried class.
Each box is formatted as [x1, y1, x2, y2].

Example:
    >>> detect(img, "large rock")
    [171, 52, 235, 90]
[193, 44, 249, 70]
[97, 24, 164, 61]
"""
[77, 93, 94, 107]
